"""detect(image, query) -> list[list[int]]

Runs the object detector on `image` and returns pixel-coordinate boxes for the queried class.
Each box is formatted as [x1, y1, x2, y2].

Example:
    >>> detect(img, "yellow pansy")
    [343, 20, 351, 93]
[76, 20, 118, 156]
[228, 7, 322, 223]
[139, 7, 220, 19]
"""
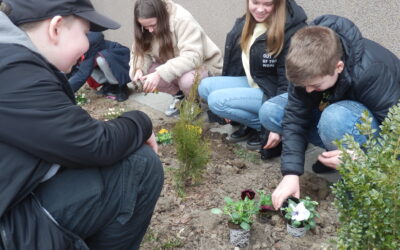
[158, 129, 169, 134]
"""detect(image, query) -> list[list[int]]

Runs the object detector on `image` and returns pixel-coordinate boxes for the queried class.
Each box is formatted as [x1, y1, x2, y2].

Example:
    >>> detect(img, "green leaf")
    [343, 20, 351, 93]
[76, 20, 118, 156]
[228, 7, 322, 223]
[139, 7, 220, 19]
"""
[240, 222, 251, 230]
[224, 197, 233, 203]
[211, 208, 222, 215]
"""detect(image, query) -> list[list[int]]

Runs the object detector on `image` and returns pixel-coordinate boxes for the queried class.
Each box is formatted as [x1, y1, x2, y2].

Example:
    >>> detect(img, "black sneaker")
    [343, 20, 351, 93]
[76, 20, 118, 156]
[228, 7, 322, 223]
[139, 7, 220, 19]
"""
[260, 142, 282, 160]
[207, 110, 228, 125]
[116, 85, 129, 102]
[97, 83, 118, 96]
[165, 91, 184, 117]
[312, 160, 337, 174]
[227, 125, 255, 143]
[246, 131, 262, 150]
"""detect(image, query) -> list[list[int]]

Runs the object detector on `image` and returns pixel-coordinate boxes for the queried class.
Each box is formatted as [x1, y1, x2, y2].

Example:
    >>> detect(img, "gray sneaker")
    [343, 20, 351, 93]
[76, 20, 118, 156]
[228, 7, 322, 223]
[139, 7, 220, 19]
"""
[165, 93, 184, 117]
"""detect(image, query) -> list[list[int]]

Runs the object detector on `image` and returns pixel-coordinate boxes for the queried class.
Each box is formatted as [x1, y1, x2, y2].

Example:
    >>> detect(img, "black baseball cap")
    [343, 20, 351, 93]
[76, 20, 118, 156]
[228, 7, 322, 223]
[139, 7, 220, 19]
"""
[5, 0, 120, 31]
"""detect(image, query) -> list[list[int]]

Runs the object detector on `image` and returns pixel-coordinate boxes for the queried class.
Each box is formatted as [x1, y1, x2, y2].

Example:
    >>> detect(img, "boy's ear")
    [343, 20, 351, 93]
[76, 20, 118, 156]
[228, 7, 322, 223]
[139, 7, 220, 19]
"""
[336, 60, 344, 74]
[48, 15, 63, 44]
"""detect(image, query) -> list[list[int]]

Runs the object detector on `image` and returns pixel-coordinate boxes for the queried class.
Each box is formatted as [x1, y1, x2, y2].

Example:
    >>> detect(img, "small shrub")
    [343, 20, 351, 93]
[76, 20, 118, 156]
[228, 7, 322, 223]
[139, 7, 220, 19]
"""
[173, 71, 210, 196]
[332, 103, 400, 249]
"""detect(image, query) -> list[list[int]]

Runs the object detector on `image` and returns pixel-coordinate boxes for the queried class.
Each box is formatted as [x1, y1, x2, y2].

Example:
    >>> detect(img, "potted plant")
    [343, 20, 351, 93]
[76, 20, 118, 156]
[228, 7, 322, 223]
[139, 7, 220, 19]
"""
[280, 196, 318, 237]
[156, 128, 173, 145]
[211, 195, 258, 247]
[256, 190, 275, 223]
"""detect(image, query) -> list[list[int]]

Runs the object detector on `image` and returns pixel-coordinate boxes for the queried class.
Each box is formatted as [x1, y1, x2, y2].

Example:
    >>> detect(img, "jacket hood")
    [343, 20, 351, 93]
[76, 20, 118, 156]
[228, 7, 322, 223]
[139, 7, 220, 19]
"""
[311, 15, 364, 75]
[285, 0, 307, 31]
[0, 12, 39, 53]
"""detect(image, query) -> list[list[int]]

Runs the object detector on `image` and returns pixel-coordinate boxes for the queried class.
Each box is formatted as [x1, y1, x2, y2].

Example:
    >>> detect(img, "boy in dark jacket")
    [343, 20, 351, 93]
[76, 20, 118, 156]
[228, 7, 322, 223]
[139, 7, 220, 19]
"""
[0, 0, 163, 249]
[69, 31, 131, 102]
[259, 15, 400, 209]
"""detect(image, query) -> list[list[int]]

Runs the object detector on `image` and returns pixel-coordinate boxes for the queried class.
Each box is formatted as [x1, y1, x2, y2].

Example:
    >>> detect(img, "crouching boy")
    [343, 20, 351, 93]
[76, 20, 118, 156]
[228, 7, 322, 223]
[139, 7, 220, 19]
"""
[257, 15, 400, 209]
[0, 0, 163, 249]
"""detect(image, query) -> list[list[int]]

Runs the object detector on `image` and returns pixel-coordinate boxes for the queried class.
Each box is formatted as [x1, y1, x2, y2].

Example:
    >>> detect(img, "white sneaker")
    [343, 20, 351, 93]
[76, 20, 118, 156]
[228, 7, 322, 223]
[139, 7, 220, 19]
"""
[165, 93, 184, 117]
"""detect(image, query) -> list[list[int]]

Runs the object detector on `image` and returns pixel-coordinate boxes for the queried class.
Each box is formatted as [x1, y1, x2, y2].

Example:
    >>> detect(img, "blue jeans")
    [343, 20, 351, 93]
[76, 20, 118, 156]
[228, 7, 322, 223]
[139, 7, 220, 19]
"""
[198, 76, 263, 130]
[259, 93, 380, 150]
[34, 146, 164, 250]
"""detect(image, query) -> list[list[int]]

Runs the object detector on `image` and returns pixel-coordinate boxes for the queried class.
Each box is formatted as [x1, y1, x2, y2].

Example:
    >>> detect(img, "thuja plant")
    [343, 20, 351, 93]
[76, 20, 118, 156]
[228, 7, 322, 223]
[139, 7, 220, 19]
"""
[172, 71, 210, 196]
[332, 104, 400, 249]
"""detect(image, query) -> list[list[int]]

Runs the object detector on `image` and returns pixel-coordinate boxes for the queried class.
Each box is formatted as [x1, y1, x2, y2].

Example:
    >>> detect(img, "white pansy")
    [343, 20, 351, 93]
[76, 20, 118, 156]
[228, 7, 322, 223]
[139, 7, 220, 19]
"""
[290, 202, 310, 221]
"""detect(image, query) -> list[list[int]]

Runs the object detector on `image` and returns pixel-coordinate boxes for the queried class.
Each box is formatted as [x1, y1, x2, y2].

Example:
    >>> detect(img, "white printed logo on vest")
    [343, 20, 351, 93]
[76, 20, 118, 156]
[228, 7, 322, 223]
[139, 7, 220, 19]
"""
[262, 53, 277, 68]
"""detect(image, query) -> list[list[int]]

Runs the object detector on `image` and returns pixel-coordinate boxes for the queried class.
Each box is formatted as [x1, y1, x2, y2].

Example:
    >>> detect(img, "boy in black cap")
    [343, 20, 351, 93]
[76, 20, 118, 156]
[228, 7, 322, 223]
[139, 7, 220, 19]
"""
[0, 1, 163, 249]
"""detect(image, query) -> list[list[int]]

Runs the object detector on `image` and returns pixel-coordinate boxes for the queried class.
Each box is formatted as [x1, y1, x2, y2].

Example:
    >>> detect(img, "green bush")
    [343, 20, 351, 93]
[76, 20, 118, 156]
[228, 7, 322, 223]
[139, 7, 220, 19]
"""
[332, 103, 400, 249]
[172, 72, 210, 196]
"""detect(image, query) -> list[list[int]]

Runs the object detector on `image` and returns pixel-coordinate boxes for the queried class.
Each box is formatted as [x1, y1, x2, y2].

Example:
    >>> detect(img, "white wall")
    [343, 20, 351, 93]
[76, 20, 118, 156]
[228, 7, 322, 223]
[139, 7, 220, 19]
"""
[93, 0, 399, 57]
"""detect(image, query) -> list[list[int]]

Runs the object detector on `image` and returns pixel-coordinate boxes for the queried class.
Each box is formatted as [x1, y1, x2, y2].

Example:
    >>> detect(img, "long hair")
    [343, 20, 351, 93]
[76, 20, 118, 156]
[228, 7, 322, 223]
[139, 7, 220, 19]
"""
[133, 0, 174, 64]
[240, 0, 286, 57]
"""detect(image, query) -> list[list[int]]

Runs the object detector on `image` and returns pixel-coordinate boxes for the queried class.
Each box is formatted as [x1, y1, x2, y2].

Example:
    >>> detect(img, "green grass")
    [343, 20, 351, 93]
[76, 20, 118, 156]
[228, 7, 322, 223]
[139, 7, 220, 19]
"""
[233, 144, 261, 164]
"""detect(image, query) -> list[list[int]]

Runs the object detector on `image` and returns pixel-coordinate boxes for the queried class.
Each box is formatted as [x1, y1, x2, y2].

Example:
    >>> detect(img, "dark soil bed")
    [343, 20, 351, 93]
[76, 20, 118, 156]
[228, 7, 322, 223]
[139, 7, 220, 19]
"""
[80, 86, 339, 249]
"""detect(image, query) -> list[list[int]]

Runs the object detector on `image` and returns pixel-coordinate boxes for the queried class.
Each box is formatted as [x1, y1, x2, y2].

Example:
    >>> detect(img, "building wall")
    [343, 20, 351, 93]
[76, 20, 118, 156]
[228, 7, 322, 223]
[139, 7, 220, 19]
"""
[92, 0, 399, 57]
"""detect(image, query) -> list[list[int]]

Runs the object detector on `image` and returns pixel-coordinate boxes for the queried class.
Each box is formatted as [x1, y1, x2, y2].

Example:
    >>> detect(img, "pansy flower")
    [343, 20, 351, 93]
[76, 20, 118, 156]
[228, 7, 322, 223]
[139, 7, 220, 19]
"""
[241, 189, 256, 200]
[290, 202, 310, 222]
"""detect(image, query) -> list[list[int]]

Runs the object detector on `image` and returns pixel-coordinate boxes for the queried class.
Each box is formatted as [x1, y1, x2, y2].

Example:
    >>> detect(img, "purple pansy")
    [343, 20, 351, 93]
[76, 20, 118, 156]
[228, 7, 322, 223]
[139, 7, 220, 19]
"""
[241, 189, 256, 200]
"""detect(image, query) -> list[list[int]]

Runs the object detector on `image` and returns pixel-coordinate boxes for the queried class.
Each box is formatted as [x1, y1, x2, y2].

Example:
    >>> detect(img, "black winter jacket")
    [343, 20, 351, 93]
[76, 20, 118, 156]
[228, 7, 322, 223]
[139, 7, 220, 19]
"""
[222, 0, 307, 100]
[0, 13, 152, 249]
[281, 15, 400, 176]
[68, 32, 131, 92]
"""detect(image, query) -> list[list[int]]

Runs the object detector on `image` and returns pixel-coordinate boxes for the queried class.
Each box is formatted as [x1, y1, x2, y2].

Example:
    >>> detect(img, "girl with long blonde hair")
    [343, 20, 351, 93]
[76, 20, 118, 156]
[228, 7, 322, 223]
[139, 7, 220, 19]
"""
[199, 0, 307, 158]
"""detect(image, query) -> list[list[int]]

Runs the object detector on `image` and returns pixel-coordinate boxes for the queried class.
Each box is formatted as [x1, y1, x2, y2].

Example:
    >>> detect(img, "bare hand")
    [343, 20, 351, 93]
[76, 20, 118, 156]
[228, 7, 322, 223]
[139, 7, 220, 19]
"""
[145, 132, 158, 154]
[141, 71, 160, 93]
[318, 150, 341, 169]
[263, 132, 281, 149]
[224, 118, 231, 123]
[272, 175, 300, 210]
[132, 69, 143, 82]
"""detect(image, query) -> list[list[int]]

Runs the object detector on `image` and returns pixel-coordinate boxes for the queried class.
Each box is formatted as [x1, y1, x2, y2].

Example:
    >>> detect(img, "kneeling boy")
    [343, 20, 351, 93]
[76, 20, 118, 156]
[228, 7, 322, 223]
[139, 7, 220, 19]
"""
[258, 15, 400, 209]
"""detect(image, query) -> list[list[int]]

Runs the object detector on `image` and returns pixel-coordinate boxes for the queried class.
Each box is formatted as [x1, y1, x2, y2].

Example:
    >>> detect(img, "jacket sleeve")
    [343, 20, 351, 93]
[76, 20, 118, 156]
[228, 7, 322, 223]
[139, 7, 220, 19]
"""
[155, 18, 204, 83]
[0, 63, 153, 168]
[280, 83, 316, 176]
[354, 62, 400, 123]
